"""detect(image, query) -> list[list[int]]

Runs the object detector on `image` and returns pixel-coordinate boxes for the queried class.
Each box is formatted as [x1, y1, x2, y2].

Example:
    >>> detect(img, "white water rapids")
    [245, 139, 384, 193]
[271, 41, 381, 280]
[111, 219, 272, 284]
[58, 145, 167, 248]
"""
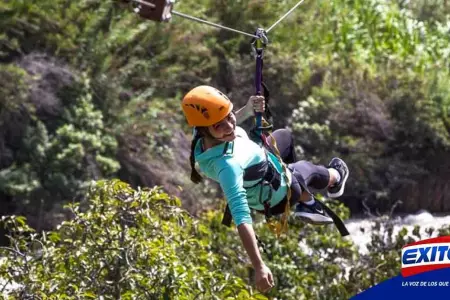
[346, 210, 450, 254]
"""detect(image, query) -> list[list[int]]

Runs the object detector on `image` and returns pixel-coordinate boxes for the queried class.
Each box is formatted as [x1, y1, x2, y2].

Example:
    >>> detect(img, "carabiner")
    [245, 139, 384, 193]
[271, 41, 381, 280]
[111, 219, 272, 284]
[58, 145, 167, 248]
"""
[251, 28, 269, 57]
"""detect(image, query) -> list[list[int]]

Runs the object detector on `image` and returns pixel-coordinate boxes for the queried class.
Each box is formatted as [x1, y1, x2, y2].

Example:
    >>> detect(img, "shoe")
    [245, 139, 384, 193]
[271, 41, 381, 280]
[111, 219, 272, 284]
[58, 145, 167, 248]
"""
[293, 201, 333, 225]
[327, 157, 349, 198]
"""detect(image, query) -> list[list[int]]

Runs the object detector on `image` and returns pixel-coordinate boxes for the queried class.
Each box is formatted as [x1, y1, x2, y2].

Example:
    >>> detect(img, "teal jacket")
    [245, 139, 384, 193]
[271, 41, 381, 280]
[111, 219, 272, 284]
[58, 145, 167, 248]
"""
[194, 127, 289, 226]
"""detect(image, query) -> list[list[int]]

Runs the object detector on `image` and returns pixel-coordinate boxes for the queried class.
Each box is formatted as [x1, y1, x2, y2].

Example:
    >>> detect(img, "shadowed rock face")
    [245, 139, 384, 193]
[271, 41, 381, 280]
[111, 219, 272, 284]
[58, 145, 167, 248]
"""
[0, 53, 76, 171]
[0, 53, 78, 243]
[18, 53, 75, 122]
[0, 53, 202, 236]
[116, 127, 203, 211]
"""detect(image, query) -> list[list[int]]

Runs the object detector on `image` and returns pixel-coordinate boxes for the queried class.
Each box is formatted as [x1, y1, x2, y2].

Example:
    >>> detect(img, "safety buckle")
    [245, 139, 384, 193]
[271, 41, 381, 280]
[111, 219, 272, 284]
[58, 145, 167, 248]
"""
[123, 0, 175, 22]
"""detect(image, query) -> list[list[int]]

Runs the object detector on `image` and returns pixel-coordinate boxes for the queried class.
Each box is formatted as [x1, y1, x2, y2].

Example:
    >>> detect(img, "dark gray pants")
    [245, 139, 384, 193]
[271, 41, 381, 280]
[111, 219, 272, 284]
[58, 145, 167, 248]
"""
[266, 129, 330, 214]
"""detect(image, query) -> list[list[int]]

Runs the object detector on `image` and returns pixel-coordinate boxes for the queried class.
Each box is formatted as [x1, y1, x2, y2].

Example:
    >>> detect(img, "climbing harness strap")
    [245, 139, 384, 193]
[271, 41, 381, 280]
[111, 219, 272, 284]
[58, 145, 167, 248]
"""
[243, 151, 281, 191]
[315, 199, 350, 236]
[252, 28, 267, 137]
[249, 27, 291, 238]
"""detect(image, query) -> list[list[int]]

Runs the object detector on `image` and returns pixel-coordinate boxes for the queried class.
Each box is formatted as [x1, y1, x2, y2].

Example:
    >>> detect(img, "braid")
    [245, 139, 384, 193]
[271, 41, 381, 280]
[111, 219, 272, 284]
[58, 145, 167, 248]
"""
[190, 130, 203, 184]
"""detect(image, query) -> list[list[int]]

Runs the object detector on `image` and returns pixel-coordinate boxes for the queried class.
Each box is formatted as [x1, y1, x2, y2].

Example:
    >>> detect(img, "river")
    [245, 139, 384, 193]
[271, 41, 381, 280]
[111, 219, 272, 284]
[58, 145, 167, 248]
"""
[346, 210, 450, 254]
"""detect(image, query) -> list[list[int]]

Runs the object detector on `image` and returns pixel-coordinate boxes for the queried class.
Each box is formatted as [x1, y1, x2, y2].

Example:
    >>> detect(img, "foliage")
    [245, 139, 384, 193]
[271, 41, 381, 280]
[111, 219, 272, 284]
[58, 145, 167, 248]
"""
[1, 0, 450, 297]
[0, 74, 119, 229]
[1, 0, 450, 216]
[2, 180, 450, 299]
[0, 180, 263, 299]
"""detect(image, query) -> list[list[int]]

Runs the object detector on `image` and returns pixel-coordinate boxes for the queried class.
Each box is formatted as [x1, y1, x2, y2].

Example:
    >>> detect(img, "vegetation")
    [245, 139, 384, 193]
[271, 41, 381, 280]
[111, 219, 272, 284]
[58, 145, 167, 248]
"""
[2, 180, 449, 299]
[1, 181, 260, 299]
[1, 0, 450, 298]
[1, 0, 449, 221]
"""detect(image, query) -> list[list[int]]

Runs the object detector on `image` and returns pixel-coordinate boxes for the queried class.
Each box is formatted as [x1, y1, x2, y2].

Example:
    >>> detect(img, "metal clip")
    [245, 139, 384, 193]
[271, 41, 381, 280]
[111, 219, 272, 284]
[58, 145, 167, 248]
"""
[251, 28, 268, 57]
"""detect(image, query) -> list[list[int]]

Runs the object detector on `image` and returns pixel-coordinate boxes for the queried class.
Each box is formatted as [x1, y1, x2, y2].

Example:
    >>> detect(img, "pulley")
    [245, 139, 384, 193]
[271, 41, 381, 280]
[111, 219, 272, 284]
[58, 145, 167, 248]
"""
[121, 0, 174, 22]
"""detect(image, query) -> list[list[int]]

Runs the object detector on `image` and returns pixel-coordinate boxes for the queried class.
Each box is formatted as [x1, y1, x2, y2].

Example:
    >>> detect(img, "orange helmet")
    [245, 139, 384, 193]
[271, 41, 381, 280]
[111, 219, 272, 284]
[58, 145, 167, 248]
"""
[181, 85, 233, 127]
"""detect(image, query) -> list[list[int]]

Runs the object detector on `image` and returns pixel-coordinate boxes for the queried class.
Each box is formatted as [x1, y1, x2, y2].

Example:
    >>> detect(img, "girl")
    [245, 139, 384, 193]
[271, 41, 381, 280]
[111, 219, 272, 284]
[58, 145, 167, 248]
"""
[181, 85, 349, 293]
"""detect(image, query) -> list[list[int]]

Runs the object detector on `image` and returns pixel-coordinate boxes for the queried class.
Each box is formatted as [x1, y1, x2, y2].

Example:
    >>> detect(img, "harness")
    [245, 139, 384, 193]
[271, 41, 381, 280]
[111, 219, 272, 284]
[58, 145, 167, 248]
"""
[220, 137, 349, 239]
[220, 140, 290, 237]
[220, 141, 282, 213]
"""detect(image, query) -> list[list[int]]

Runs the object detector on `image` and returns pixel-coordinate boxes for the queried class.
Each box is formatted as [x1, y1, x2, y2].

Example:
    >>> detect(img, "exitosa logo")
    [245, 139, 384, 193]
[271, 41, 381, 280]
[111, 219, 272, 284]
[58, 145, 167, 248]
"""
[401, 236, 450, 277]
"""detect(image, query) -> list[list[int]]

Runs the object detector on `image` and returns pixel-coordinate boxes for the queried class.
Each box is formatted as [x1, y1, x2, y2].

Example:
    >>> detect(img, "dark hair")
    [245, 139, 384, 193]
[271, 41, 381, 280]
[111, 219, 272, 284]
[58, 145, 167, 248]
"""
[190, 129, 203, 184]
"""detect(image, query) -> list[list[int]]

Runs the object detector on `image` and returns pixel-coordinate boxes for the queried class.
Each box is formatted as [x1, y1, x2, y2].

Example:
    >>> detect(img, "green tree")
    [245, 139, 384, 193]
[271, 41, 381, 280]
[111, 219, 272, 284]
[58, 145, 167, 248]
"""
[0, 77, 119, 229]
[0, 180, 265, 299]
[2, 180, 450, 299]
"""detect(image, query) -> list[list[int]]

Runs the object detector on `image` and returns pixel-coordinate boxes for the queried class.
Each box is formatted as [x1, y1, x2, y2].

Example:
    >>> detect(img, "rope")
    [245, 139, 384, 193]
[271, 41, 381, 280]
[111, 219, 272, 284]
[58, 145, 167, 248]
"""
[131, 0, 155, 8]
[127, 0, 307, 38]
[266, 0, 307, 33]
[171, 10, 258, 38]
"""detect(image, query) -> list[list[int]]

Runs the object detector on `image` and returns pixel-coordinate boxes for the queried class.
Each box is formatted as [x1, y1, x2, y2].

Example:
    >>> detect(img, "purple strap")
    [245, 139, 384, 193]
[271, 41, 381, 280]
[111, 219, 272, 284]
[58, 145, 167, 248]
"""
[255, 49, 263, 133]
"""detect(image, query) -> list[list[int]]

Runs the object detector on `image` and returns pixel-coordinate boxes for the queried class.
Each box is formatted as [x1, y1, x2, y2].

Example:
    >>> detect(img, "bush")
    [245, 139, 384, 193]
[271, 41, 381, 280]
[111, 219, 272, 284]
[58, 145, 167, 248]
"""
[1, 180, 450, 299]
[0, 180, 264, 299]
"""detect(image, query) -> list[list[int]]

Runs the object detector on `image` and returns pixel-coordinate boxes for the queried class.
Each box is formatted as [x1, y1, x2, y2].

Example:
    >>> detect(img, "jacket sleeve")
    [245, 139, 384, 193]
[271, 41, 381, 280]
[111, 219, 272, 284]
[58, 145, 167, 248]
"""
[217, 160, 252, 226]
